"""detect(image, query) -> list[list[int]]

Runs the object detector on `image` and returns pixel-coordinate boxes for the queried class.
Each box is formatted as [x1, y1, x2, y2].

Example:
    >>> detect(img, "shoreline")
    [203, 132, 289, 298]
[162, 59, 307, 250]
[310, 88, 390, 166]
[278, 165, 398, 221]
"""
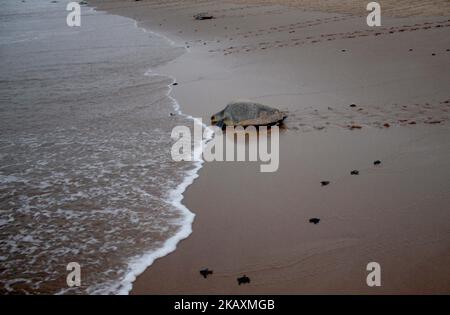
[90, 0, 450, 294]
[89, 6, 216, 294]
[1, 0, 209, 294]
[116, 69, 215, 294]
[109, 18, 211, 294]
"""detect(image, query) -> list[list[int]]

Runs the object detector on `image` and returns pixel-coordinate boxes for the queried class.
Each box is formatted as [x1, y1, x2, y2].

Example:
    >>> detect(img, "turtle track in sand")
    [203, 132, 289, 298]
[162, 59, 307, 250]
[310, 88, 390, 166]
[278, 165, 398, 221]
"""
[285, 99, 450, 132]
[205, 19, 450, 55]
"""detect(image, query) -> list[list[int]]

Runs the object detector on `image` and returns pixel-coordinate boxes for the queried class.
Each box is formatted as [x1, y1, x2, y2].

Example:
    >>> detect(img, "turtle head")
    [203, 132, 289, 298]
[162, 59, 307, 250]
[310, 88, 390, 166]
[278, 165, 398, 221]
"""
[211, 109, 225, 128]
[210, 114, 219, 124]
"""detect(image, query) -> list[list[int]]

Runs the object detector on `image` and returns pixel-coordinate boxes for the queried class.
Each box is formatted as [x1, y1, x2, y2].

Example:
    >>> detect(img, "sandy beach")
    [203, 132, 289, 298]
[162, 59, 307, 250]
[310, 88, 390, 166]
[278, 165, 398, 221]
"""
[88, 0, 450, 294]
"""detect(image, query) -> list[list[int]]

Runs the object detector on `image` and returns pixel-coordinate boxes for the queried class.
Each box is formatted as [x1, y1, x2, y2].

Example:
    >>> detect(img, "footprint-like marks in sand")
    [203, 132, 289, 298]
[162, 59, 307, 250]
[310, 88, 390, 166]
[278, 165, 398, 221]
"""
[226, 15, 352, 39]
[286, 99, 450, 132]
[206, 19, 450, 55]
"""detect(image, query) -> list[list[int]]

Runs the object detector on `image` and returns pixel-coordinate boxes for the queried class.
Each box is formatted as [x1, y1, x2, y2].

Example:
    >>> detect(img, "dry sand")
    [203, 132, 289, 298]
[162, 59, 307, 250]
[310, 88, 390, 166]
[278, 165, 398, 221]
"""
[90, 0, 450, 294]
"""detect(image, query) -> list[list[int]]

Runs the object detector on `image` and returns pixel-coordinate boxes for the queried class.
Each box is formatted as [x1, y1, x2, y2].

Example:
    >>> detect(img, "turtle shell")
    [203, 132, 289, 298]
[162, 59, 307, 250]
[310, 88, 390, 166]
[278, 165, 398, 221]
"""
[211, 101, 286, 127]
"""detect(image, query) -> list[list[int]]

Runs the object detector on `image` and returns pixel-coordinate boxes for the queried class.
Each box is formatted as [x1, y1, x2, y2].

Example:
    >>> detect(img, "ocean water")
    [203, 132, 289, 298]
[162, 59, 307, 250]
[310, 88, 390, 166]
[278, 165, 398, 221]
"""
[0, 0, 203, 294]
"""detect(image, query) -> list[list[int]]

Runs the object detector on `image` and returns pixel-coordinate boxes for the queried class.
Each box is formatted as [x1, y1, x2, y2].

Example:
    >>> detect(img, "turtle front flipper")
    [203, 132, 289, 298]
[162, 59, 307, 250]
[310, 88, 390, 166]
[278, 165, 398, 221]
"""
[215, 120, 225, 129]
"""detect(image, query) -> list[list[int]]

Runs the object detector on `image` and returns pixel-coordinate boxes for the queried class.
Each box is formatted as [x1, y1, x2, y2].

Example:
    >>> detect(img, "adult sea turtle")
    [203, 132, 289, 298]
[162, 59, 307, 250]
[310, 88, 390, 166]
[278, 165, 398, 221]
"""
[211, 100, 287, 128]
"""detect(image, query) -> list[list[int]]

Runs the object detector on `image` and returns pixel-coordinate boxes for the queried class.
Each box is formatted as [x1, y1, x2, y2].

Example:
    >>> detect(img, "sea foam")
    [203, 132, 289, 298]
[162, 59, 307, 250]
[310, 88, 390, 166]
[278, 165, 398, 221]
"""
[99, 21, 214, 295]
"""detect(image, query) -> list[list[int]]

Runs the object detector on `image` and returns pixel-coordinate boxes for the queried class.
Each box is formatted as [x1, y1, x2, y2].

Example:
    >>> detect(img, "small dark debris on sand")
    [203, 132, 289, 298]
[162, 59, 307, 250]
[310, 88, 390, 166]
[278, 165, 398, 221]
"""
[321, 181, 330, 186]
[349, 104, 357, 108]
[409, 48, 413, 51]
[200, 268, 213, 279]
[383, 123, 390, 128]
[432, 53, 436, 56]
[350, 170, 359, 175]
[169, 113, 175, 117]
[172, 82, 178, 86]
[194, 13, 215, 20]
[341, 49, 346, 52]
[349, 125, 362, 130]
[425, 120, 441, 124]
[374, 160, 381, 166]
[237, 275, 250, 285]
[309, 218, 320, 224]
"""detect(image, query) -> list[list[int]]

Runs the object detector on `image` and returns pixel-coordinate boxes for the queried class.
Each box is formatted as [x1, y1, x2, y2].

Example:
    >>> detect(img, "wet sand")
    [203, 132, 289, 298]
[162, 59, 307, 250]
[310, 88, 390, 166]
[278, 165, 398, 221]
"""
[90, 0, 450, 294]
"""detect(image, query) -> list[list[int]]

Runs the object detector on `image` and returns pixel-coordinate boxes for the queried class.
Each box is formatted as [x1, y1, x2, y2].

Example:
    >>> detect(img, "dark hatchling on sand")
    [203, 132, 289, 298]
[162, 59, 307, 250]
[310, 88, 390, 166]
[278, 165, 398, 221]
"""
[237, 275, 251, 285]
[309, 218, 320, 224]
[199, 268, 213, 278]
